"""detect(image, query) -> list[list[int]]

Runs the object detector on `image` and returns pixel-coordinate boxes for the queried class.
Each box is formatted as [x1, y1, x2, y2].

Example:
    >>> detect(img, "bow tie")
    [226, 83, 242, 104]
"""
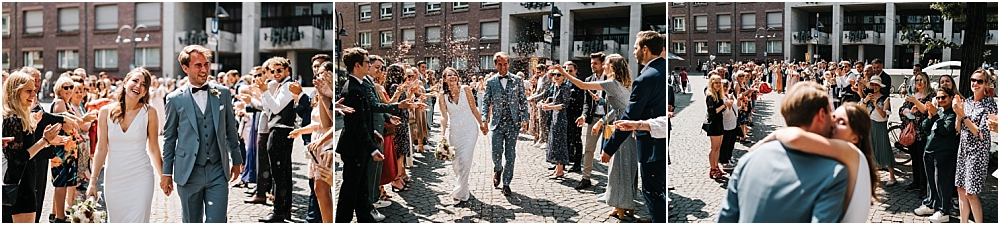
[192, 86, 209, 93]
[499, 75, 509, 80]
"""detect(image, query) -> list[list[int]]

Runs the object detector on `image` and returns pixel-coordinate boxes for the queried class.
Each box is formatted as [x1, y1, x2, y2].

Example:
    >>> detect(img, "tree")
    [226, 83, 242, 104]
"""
[932, 2, 988, 97]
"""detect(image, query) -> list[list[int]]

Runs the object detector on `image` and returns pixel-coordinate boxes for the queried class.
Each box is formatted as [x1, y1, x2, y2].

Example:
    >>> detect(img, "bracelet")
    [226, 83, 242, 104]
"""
[43, 138, 51, 146]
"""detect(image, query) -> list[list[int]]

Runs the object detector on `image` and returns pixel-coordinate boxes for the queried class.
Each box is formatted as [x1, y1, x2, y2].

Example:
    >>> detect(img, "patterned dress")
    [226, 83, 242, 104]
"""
[545, 82, 571, 165]
[600, 79, 639, 210]
[393, 87, 412, 159]
[49, 100, 79, 187]
[956, 96, 996, 194]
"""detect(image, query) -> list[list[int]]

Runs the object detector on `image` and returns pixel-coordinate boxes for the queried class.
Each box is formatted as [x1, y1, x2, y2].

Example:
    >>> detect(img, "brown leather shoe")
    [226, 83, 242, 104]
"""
[574, 179, 592, 190]
[636, 218, 652, 223]
[493, 171, 501, 187]
[244, 196, 267, 204]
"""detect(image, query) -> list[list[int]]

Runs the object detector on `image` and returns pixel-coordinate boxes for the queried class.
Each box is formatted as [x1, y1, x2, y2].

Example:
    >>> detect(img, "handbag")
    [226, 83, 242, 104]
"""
[2, 164, 28, 206]
[899, 121, 917, 147]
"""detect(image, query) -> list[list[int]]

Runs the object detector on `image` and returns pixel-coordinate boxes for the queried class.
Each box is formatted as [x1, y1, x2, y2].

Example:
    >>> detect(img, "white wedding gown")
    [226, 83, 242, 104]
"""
[842, 148, 872, 223]
[446, 87, 479, 201]
[104, 106, 154, 222]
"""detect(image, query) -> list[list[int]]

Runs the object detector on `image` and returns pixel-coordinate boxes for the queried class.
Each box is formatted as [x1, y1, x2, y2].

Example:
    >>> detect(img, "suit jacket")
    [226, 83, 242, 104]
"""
[480, 72, 529, 130]
[717, 141, 848, 223]
[362, 76, 388, 134]
[162, 83, 244, 186]
[335, 76, 379, 159]
[603, 57, 667, 164]
[581, 74, 607, 122]
[295, 93, 313, 129]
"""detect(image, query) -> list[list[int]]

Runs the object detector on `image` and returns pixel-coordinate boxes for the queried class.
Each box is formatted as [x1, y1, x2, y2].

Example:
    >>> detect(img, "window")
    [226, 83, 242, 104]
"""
[672, 17, 685, 32]
[453, 2, 469, 11]
[717, 42, 731, 54]
[95, 49, 117, 69]
[380, 31, 392, 47]
[695, 42, 708, 53]
[2, 51, 9, 69]
[741, 13, 755, 30]
[23, 51, 43, 69]
[452, 57, 467, 70]
[480, 55, 495, 70]
[2, 13, 8, 35]
[24, 10, 43, 34]
[58, 50, 79, 69]
[767, 12, 782, 28]
[359, 32, 372, 48]
[717, 14, 731, 30]
[426, 57, 441, 70]
[693, 2, 708, 6]
[426, 26, 441, 43]
[379, 3, 392, 19]
[403, 57, 415, 66]
[402, 2, 416, 17]
[402, 28, 415, 44]
[481, 22, 499, 40]
[135, 3, 161, 27]
[58, 8, 79, 32]
[482, 2, 500, 8]
[452, 24, 468, 42]
[741, 41, 756, 53]
[359, 5, 371, 21]
[134, 48, 160, 67]
[670, 3, 684, 6]
[95, 5, 118, 30]
[695, 16, 707, 31]
[767, 40, 782, 53]
[427, 2, 441, 14]
[673, 42, 686, 54]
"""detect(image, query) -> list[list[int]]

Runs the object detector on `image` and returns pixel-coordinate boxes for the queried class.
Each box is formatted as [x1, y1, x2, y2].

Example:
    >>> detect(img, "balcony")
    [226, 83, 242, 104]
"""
[261, 14, 334, 31]
[259, 25, 333, 51]
[951, 30, 999, 45]
[896, 30, 946, 45]
[842, 30, 884, 45]
[792, 30, 831, 45]
[572, 40, 621, 58]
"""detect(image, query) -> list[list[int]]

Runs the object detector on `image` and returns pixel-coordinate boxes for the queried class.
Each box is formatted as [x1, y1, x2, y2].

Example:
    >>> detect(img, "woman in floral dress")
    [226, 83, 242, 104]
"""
[955, 70, 996, 223]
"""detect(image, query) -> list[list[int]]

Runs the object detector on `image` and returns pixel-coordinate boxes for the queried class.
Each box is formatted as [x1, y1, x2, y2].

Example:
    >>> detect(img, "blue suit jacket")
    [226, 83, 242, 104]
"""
[717, 141, 848, 223]
[480, 72, 529, 131]
[603, 57, 667, 164]
[162, 83, 244, 186]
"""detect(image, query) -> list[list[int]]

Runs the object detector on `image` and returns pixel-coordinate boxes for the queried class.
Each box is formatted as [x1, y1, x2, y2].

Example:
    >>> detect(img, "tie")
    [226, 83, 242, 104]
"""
[499, 75, 508, 80]
[192, 85, 208, 93]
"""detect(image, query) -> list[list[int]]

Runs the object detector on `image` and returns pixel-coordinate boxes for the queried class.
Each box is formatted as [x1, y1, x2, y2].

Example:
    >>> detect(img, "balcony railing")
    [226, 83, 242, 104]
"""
[573, 34, 629, 45]
[262, 14, 333, 30]
[843, 24, 885, 33]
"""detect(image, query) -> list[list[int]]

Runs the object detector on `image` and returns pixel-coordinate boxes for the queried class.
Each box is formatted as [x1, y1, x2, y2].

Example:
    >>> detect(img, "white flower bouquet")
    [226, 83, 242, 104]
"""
[434, 139, 455, 161]
[66, 197, 107, 223]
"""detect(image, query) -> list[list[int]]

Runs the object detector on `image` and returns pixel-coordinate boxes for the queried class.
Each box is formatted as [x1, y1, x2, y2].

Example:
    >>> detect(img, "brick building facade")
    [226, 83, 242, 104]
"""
[669, 2, 785, 71]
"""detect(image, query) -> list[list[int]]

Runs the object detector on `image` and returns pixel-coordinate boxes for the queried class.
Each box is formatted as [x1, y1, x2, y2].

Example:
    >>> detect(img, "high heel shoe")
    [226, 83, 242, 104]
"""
[609, 208, 626, 219]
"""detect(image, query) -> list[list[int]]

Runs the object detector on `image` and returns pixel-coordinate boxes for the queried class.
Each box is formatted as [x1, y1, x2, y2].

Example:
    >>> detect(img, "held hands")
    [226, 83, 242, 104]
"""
[160, 175, 174, 196]
[479, 121, 489, 135]
[614, 120, 642, 132]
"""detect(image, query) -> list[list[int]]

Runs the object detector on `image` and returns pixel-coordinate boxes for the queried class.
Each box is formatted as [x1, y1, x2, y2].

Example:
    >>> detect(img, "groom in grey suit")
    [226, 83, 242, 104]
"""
[479, 52, 529, 196]
[161, 45, 244, 223]
[717, 82, 848, 222]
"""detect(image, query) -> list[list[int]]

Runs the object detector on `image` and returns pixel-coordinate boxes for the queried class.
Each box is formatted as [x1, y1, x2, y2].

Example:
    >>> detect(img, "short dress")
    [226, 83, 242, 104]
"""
[705, 94, 725, 136]
[49, 101, 79, 187]
[2, 115, 38, 215]
[955, 97, 996, 194]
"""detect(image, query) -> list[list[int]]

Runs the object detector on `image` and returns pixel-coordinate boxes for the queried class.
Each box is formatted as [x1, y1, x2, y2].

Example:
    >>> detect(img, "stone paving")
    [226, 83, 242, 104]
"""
[668, 76, 998, 223]
[37, 103, 319, 223]
[333, 108, 650, 223]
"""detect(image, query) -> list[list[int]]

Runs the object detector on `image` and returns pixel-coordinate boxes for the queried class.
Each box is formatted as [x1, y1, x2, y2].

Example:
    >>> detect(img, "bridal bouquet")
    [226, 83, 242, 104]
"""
[66, 197, 107, 223]
[434, 139, 455, 161]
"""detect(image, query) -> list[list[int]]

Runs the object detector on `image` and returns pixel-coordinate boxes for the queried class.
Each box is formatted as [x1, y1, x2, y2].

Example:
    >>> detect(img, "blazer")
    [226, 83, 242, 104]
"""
[603, 57, 667, 164]
[479, 72, 529, 130]
[162, 83, 244, 186]
[335, 76, 379, 159]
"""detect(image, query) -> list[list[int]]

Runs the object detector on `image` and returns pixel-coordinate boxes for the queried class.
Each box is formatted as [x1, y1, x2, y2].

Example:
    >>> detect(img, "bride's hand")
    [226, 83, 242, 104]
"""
[85, 184, 100, 201]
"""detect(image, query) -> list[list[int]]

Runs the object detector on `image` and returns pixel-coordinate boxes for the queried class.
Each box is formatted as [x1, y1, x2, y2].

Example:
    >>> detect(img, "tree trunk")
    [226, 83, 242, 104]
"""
[958, 2, 988, 97]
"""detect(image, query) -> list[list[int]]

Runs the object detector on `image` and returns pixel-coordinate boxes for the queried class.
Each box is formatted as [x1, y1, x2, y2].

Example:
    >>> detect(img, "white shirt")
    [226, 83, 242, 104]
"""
[499, 72, 512, 88]
[260, 77, 296, 114]
[189, 83, 209, 113]
[648, 116, 669, 139]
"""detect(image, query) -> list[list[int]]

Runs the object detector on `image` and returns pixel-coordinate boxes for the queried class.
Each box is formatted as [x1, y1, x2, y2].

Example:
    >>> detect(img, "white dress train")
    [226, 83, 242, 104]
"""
[104, 106, 155, 222]
[446, 87, 479, 201]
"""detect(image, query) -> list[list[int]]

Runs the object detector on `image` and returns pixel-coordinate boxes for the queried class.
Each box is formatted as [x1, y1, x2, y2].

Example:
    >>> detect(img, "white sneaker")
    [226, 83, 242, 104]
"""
[597, 194, 607, 203]
[928, 211, 949, 223]
[914, 205, 935, 216]
[540, 143, 547, 149]
[373, 200, 391, 209]
[371, 209, 386, 221]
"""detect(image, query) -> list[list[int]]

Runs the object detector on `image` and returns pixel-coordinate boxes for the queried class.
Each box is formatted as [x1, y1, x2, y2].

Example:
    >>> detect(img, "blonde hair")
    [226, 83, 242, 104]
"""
[53, 77, 76, 100]
[3, 72, 37, 132]
[706, 75, 724, 102]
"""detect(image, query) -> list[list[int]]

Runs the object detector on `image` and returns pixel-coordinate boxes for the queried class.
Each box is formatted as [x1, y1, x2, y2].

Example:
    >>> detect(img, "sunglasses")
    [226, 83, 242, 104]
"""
[270, 68, 285, 73]
[62, 86, 74, 90]
[552, 74, 563, 77]
[971, 78, 987, 84]
[935, 96, 951, 100]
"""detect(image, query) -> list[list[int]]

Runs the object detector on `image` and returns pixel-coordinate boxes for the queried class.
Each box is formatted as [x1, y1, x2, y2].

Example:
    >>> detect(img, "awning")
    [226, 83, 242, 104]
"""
[668, 52, 684, 61]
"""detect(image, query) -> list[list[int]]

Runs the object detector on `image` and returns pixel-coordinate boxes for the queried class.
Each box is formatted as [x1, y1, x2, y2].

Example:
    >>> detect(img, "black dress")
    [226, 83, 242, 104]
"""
[546, 82, 571, 165]
[705, 95, 725, 136]
[3, 115, 38, 219]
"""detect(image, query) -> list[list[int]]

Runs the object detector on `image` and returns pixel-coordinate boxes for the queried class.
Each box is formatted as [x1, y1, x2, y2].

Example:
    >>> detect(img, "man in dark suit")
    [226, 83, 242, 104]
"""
[563, 61, 586, 173]
[575, 53, 607, 190]
[334, 48, 384, 223]
[601, 31, 667, 223]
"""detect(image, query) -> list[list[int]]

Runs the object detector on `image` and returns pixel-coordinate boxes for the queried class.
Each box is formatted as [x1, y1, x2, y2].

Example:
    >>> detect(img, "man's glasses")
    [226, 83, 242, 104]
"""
[270, 68, 285, 73]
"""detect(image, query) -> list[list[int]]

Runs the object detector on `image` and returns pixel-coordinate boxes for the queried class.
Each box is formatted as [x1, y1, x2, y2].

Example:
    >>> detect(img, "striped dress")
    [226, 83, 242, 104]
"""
[600, 79, 639, 210]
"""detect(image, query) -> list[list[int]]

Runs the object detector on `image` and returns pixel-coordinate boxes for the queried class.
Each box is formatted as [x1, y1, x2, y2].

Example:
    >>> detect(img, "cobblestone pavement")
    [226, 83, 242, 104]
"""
[37, 104, 319, 223]
[334, 109, 650, 223]
[668, 76, 998, 223]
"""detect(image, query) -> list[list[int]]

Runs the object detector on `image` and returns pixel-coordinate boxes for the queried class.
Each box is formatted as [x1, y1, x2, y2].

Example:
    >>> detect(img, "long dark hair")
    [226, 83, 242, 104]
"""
[384, 64, 406, 97]
[842, 102, 880, 199]
[110, 67, 152, 124]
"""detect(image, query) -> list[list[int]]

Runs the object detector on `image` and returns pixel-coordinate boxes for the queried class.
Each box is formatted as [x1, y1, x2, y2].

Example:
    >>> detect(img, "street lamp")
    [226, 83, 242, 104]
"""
[549, 2, 562, 64]
[335, 12, 348, 59]
[213, 2, 230, 77]
[116, 24, 150, 71]
[755, 27, 777, 58]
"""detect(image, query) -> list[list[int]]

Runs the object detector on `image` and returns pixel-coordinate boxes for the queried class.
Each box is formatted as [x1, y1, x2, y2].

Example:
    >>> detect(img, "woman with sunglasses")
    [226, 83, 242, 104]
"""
[539, 69, 571, 180]
[46, 77, 89, 223]
[898, 72, 934, 195]
[954, 70, 996, 223]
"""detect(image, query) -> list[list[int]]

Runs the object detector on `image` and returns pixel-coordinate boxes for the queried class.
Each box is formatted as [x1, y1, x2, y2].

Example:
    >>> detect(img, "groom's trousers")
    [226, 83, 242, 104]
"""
[266, 128, 294, 216]
[177, 160, 229, 223]
[336, 155, 376, 223]
[491, 124, 518, 186]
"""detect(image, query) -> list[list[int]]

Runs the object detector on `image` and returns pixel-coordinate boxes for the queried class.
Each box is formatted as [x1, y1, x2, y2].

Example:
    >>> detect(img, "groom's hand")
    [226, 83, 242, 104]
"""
[230, 164, 244, 182]
[160, 176, 174, 196]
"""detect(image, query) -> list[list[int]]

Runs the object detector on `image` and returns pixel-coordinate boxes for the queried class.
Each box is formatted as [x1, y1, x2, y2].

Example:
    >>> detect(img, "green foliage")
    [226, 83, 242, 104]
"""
[931, 2, 965, 21]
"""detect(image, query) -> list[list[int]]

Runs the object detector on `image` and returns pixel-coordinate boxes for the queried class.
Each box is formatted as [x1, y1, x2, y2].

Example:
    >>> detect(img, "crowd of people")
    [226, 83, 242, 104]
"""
[334, 31, 667, 223]
[696, 56, 999, 222]
[2, 44, 336, 223]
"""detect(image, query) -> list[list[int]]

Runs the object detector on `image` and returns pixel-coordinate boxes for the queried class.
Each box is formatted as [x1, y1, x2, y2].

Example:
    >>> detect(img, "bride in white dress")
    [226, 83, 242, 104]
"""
[86, 68, 164, 223]
[438, 67, 484, 204]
